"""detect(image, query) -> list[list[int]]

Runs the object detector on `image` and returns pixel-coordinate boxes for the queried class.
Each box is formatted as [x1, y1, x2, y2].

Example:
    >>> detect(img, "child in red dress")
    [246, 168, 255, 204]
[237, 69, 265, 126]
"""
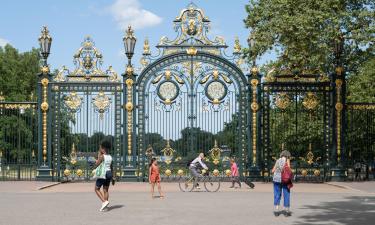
[149, 158, 164, 199]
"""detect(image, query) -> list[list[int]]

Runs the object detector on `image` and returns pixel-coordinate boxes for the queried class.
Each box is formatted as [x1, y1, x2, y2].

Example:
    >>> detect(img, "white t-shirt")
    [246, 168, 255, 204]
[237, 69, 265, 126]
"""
[103, 154, 112, 172]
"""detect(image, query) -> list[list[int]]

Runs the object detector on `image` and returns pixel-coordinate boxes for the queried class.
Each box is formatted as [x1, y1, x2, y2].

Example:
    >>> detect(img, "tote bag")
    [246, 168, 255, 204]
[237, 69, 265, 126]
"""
[93, 162, 106, 179]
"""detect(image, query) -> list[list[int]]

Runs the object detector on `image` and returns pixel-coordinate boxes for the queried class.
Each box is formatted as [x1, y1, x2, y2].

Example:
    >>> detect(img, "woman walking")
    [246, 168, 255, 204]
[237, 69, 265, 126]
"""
[272, 150, 292, 217]
[149, 158, 164, 199]
[94, 140, 113, 212]
[229, 158, 241, 188]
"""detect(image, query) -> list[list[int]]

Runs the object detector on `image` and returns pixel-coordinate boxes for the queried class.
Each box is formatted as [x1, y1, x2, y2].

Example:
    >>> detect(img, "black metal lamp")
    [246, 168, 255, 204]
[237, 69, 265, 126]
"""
[123, 25, 137, 64]
[38, 26, 52, 65]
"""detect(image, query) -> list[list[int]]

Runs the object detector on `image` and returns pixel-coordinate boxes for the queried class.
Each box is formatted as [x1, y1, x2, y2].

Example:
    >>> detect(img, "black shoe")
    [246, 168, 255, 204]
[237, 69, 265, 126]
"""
[273, 211, 280, 217]
[284, 210, 292, 217]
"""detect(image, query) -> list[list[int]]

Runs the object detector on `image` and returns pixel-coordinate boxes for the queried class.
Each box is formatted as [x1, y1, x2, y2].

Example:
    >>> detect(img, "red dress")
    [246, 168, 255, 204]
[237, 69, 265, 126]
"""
[150, 164, 161, 183]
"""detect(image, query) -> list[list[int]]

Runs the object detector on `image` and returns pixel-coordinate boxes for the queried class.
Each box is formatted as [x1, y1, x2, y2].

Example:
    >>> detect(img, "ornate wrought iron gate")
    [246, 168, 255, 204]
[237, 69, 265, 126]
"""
[261, 72, 333, 181]
[29, 4, 372, 182]
[49, 37, 123, 181]
[136, 4, 251, 180]
[0, 100, 38, 180]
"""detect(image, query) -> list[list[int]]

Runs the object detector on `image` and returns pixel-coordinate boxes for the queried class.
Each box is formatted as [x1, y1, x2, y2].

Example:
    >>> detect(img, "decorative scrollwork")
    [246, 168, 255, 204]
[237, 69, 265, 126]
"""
[209, 140, 222, 165]
[158, 81, 179, 104]
[156, 3, 227, 56]
[299, 143, 321, 165]
[161, 140, 175, 165]
[92, 91, 111, 119]
[205, 80, 227, 103]
[275, 93, 291, 110]
[54, 36, 119, 82]
[64, 91, 83, 112]
[302, 92, 319, 111]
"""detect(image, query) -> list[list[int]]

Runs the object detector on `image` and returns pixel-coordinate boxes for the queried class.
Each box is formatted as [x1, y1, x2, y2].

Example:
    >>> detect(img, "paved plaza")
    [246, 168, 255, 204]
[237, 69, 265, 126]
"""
[0, 181, 374, 225]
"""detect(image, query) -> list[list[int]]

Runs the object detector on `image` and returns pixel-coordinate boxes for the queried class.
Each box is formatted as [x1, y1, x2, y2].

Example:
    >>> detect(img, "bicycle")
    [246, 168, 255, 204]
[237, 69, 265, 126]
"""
[179, 169, 221, 192]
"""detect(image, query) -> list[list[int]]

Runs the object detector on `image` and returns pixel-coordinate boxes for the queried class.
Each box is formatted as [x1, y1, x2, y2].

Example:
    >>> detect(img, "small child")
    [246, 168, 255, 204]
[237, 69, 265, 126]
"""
[149, 158, 164, 199]
[230, 158, 241, 188]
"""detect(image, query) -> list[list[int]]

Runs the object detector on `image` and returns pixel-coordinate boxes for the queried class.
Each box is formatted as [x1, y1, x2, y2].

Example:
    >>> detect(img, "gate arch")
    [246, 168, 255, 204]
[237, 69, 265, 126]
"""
[135, 3, 254, 180]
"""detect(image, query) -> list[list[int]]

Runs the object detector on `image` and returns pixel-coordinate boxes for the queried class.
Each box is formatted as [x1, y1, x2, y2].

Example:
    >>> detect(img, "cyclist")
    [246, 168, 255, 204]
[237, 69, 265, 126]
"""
[189, 153, 208, 188]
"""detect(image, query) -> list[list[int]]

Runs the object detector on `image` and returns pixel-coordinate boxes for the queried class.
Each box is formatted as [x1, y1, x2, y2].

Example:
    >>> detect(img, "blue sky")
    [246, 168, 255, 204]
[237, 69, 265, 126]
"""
[0, 0, 275, 73]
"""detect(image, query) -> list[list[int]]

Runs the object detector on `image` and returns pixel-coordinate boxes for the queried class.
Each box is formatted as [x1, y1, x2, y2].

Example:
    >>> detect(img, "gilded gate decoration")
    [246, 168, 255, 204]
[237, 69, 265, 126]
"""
[19, 4, 372, 182]
[137, 3, 252, 179]
[48, 37, 123, 181]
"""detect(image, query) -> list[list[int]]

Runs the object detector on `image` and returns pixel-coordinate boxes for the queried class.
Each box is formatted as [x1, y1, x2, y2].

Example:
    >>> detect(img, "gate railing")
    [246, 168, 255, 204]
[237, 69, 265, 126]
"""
[346, 103, 375, 181]
[0, 101, 38, 180]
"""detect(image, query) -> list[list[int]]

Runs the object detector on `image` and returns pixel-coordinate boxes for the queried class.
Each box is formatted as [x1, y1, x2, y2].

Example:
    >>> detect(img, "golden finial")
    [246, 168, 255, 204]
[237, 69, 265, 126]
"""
[38, 26, 52, 43]
[233, 36, 241, 54]
[143, 37, 151, 55]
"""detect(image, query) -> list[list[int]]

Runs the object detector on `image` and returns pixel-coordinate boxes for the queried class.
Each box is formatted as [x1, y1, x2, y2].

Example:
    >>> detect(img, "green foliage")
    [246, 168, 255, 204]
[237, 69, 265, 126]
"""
[0, 113, 35, 163]
[244, 0, 374, 74]
[0, 44, 40, 101]
[347, 56, 375, 102]
[0, 44, 39, 163]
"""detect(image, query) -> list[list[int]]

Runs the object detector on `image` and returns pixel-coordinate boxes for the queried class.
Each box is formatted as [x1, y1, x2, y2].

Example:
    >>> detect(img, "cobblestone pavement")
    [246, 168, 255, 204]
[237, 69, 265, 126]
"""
[0, 182, 374, 225]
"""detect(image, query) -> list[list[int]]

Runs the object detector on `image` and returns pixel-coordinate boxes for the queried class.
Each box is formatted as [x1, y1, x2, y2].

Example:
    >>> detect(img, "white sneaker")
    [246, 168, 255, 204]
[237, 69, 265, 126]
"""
[100, 201, 109, 211]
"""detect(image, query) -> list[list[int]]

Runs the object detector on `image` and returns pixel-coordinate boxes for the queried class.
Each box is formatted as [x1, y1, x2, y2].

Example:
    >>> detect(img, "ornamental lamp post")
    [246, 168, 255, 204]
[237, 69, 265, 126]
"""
[122, 25, 137, 180]
[38, 26, 52, 66]
[123, 25, 137, 66]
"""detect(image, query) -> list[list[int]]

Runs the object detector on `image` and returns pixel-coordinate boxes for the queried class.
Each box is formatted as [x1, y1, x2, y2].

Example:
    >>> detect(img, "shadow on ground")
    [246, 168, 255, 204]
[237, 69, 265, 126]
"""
[294, 196, 375, 225]
[106, 205, 124, 211]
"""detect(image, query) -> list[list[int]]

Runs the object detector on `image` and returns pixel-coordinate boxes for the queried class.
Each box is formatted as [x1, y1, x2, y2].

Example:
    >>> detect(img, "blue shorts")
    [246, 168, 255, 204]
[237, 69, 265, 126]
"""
[96, 178, 110, 189]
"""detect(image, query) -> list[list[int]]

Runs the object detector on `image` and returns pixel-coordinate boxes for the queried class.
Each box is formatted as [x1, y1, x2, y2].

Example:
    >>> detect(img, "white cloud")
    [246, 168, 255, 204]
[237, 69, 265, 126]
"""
[0, 38, 9, 47]
[108, 0, 162, 30]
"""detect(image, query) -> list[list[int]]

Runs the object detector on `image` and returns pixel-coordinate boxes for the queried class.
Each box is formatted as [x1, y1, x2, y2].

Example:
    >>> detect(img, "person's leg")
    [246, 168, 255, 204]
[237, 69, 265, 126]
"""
[273, 182, 282, 215]
[230, 176, 235, 188]
[103, 186, 109, 201]
[95, 179, 105, 202]
[282, 184, 291, 216]
[95, 187, 105, 202]
[157, 181, 164, 197]
[235, 176, 241, 188]
[151, 182, 155, 198]
[191, 167, 200, 187]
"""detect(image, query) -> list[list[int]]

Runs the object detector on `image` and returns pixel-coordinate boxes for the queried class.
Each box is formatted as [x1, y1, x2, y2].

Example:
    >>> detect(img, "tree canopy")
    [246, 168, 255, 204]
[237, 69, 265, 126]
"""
[244, 0, 374, 75]
[0, 44, 40, 101]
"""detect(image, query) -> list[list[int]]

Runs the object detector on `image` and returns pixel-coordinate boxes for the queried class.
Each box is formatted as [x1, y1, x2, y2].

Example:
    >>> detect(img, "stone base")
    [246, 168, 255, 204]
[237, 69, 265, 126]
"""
[36, 166, 53, 181]
[122, 167, 138, 182]
[330, 167, 347, 181]
[248, 166, 262, 181]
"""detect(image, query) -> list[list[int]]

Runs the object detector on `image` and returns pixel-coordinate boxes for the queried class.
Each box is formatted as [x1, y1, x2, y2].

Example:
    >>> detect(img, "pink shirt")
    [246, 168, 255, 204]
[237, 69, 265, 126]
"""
[231, 163, 239, 176]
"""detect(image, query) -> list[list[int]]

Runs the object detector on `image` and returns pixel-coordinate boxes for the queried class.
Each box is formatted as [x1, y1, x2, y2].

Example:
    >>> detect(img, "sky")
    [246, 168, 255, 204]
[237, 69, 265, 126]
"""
[0, 0, 276, 73]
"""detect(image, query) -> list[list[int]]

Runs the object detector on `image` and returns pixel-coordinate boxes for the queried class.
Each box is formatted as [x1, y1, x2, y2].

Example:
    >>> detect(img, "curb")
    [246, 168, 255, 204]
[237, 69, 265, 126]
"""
[37, 182, 61, 190]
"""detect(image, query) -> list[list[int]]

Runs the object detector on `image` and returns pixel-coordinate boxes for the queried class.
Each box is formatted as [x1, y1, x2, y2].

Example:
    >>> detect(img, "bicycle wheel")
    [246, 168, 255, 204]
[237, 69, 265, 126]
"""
[204, 177, 220, 192]
[179, 177, 195, 192]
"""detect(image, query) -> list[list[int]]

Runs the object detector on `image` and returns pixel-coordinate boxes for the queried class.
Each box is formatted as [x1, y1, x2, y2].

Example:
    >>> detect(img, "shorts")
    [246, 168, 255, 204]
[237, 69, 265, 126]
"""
[96, 178, 111, 189]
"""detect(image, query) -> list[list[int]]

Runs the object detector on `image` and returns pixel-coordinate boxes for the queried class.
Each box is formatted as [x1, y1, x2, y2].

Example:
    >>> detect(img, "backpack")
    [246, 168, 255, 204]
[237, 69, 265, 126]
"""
[281, 164, 293, 184]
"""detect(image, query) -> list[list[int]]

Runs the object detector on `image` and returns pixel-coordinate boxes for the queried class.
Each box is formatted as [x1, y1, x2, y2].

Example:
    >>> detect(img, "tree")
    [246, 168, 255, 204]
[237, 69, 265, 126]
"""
[0, 44, 40, 101]
[0, 44, 40, 163]
[347, 56, 375, 102]
[244, 0, 374, 75]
